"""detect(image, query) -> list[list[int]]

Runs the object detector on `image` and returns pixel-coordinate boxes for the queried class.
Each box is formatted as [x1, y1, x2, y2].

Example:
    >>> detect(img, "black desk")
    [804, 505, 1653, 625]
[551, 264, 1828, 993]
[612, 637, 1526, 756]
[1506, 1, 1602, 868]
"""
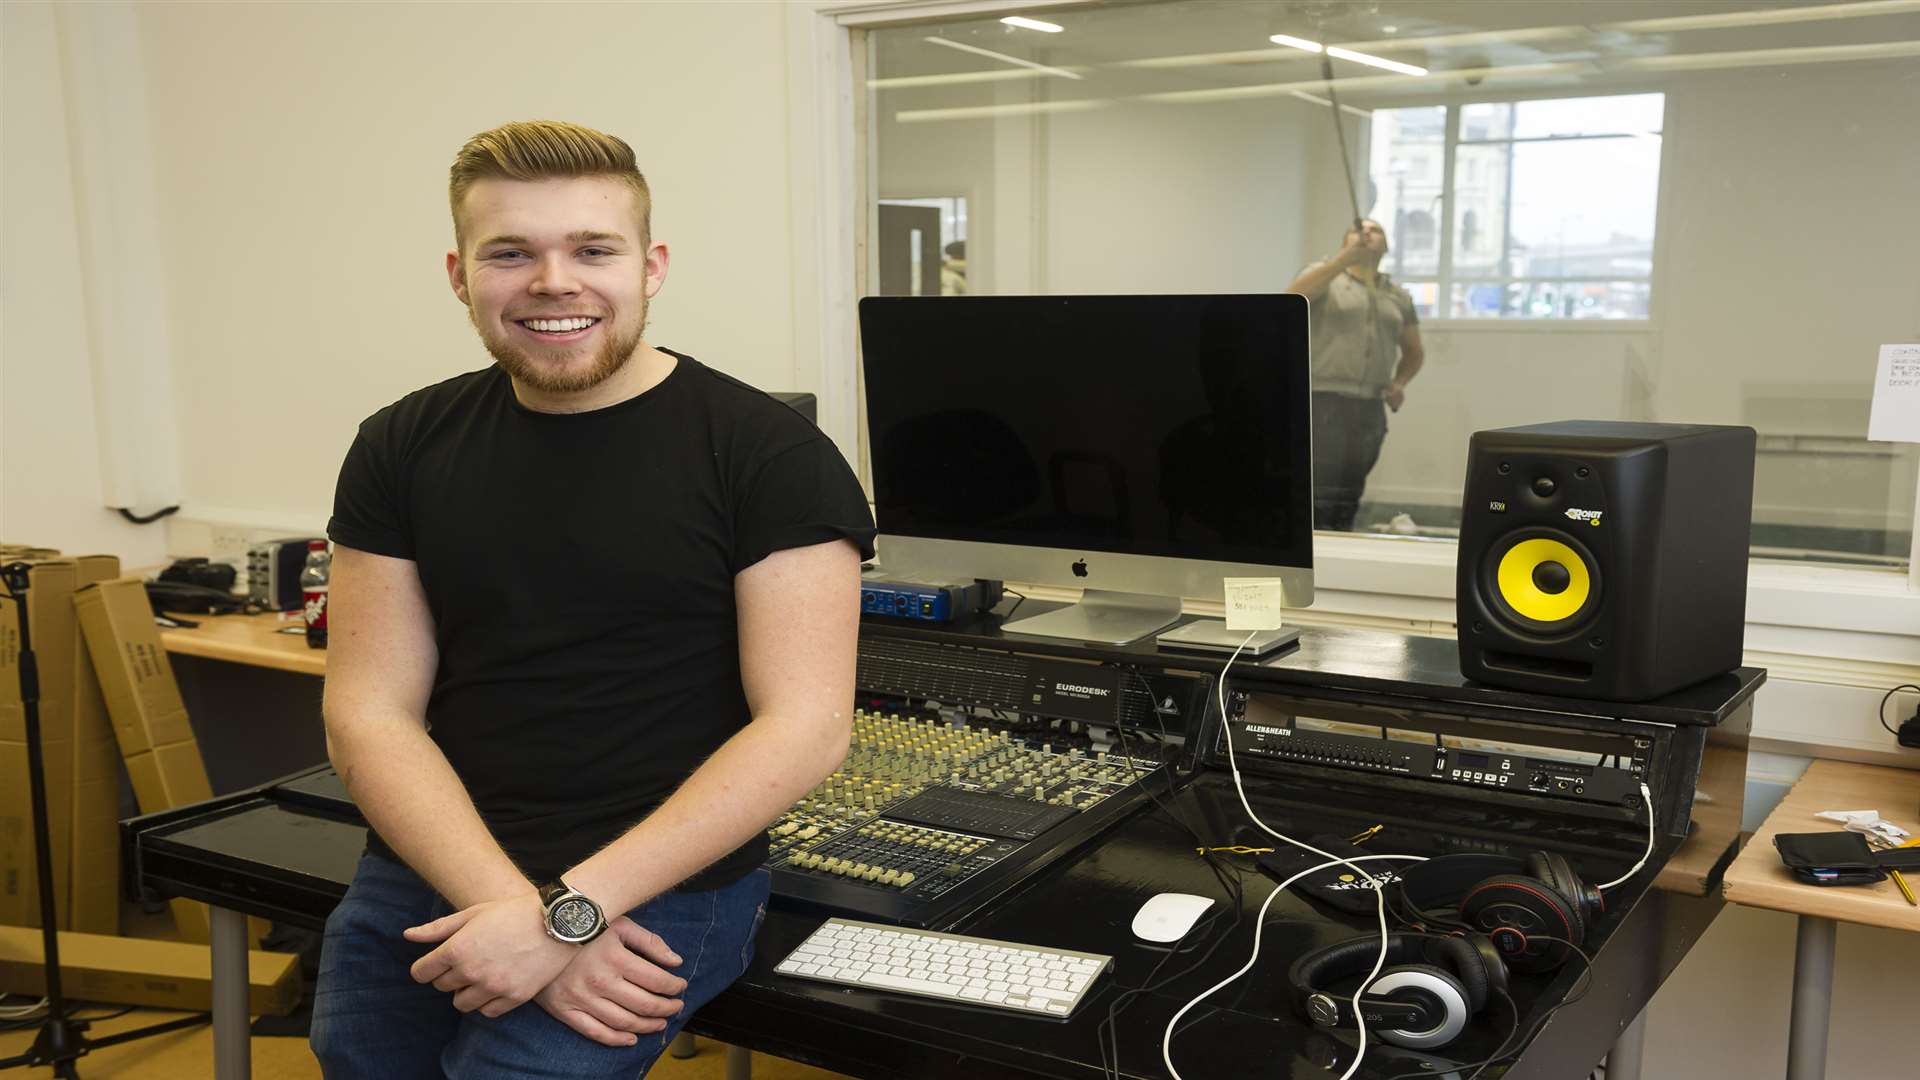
[127, 622, 1761, 1079]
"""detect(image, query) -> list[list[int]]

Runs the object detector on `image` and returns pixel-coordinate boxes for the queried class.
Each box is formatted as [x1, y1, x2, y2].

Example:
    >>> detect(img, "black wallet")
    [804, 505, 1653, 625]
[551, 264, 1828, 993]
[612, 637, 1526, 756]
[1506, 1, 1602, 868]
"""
[1774, 831, 1888, 886]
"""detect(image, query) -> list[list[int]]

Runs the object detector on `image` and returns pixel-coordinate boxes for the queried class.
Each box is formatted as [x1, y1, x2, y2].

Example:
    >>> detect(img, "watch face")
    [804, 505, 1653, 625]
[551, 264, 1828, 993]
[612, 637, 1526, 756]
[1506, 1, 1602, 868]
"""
[551, 897, 600, 940]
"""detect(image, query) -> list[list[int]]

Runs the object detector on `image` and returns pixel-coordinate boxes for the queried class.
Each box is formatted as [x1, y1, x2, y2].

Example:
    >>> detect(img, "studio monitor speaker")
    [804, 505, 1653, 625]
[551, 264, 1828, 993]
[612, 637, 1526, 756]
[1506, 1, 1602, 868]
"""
[1457, 421, 1755, 702]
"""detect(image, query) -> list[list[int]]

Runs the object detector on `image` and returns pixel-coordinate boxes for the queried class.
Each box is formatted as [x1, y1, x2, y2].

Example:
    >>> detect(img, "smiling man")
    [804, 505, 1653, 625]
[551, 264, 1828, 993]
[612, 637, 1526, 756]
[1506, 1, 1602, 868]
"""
[308, 121, 875, 1078]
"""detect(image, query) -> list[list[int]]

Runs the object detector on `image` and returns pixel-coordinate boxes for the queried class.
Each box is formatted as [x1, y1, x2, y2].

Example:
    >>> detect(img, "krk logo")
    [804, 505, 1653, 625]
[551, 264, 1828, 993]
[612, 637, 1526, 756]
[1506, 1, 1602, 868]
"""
[1565, 508, 1604, 527]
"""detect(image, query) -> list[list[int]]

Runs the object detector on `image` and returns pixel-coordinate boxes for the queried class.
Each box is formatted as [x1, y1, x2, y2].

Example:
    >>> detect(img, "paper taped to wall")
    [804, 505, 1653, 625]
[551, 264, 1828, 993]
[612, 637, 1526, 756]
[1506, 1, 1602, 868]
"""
[1867, 344, 1920, 443]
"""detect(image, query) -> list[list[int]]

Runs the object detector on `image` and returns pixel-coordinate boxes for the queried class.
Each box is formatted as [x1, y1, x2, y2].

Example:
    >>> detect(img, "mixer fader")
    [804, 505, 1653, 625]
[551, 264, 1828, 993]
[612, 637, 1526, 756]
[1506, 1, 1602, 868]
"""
[765, 707, 1173, 929]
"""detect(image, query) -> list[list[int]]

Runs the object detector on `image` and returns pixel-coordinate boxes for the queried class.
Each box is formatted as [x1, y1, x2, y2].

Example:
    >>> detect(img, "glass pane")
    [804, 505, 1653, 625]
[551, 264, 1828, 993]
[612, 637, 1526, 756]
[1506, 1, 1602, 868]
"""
[868, 1, 1919, 567]
[1453, 281, 1650, 320]
[1507, 137, 1659, 282]
[1451, 142, 1511, 277]
[1368, 107, 1446, 278]
[1459, 102, 1513, 142]
[1400, 280, 1440, 320]
[1512, 94, 1664, 139]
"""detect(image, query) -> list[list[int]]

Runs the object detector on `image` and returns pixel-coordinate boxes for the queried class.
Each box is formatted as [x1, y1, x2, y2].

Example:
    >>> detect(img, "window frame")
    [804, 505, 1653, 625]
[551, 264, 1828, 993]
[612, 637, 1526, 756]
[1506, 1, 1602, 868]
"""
[1378, 93, 1664, 325]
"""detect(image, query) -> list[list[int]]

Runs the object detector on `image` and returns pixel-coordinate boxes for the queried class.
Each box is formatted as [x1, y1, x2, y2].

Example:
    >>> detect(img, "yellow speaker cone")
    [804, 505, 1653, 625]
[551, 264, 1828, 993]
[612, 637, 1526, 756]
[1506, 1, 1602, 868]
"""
[1495, 538, 1591, 624]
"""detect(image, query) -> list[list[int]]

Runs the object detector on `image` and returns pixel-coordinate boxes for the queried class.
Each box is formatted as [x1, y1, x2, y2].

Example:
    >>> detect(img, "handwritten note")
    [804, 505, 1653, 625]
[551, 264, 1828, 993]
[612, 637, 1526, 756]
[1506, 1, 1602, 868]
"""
[1223, 578, 1286, 631]
[1868, 343, 1920, 443]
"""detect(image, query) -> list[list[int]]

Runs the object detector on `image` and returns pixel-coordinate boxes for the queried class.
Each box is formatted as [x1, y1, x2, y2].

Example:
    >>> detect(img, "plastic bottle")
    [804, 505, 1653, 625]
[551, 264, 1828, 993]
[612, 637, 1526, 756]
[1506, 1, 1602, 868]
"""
[300, 539, 330, 649]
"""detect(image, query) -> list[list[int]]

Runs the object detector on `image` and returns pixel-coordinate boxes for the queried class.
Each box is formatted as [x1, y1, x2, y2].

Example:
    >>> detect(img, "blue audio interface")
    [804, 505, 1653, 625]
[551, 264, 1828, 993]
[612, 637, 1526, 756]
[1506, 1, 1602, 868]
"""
[859, 574, 1002, 623]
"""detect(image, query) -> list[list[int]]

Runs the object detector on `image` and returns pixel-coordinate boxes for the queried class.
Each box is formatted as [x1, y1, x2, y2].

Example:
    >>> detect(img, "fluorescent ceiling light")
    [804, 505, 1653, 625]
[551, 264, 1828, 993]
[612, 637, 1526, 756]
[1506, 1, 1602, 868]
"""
[1324, 45, 1428, 76]
[1272, 33, 1428, 75]
[1616, 38, 1920, 71]
[895, 99, 1108, 124]
[1602, 0, 1920, 34]
[869, 69, 1071, 89]
[923, 35, 1083, 80]
[1001, 16, 1064, 33]
[1136, 62, 1590, 105]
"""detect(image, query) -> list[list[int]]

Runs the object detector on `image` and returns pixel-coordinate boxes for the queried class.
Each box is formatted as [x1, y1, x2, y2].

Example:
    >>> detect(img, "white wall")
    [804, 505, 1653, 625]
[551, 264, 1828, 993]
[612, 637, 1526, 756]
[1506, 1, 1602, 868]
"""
[2, 1, 815, 559]
[136, 1, 805, 529]
[0, 2, 169, 565]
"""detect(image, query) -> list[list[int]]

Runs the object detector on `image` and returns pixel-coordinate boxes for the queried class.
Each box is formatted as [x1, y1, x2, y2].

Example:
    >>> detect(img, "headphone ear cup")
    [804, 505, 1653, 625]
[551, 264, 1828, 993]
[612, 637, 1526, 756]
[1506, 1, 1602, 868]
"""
[1461, 874, 1582, 973]
[1367, 965, 1471, 1050]
[1426, 935, 1492, 1013]
[1527, 851, 1598, 932]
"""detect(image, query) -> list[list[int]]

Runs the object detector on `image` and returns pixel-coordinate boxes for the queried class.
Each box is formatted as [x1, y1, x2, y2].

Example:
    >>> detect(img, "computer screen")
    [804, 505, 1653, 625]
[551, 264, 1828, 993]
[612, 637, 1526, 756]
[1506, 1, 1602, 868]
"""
[860, 294, 1313, 644]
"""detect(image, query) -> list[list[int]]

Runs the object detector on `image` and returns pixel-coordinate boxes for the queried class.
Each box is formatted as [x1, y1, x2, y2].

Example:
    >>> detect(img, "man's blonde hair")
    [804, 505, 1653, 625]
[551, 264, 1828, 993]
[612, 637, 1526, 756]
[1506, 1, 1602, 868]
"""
[449, 120, 651, 251]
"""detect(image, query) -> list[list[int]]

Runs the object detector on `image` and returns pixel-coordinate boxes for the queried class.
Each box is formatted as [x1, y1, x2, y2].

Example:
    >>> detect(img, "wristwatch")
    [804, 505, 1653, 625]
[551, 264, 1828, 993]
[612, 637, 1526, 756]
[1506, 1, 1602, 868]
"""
[536, 879, 608, 945]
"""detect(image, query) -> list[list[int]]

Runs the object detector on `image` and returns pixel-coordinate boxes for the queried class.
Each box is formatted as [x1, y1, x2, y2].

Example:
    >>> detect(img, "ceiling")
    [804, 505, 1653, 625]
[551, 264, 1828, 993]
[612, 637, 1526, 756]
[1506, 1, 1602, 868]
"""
[870, 1, 1920, 106]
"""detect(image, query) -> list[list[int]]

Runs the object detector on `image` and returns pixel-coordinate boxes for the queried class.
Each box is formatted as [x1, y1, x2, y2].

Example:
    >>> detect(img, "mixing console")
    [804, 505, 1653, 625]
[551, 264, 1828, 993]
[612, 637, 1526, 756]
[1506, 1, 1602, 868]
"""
[765, 707, 1166, 929]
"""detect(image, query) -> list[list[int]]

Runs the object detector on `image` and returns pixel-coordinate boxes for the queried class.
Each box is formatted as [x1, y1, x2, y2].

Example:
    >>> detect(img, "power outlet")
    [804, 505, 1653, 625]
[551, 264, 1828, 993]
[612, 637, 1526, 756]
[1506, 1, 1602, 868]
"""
[209, 526, 254, 562]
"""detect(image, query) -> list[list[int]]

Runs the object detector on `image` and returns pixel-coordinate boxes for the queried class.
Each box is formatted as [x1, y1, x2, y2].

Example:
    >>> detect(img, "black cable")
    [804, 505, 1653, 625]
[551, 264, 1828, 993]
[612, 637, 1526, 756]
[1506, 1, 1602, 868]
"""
[117, 504, 180, 525]
[1001, 588, 1027, 622]
[1878, 684, 1919, 737]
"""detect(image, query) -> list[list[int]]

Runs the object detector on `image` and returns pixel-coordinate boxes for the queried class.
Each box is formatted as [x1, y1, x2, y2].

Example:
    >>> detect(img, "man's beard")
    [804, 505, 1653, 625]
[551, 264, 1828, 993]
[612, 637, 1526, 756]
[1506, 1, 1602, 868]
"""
[473, 304, 646, 395]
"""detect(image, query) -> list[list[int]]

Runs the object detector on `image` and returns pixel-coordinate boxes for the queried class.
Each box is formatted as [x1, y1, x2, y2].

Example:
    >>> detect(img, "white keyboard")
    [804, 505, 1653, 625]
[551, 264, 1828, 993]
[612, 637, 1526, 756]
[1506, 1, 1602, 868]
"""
[774, 917, 1112, 1019]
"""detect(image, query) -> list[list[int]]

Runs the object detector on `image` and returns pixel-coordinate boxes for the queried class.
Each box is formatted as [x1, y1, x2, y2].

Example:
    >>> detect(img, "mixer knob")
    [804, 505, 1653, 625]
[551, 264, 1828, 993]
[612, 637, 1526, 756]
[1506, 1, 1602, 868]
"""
[898, 872, 916, 886]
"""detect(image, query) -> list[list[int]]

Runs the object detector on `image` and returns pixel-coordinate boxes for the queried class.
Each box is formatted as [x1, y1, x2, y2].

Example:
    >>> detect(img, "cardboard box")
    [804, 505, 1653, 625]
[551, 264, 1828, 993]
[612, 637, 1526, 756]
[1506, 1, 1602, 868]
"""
[72, 577, 213, 943]
[0, 924, 300, 1015]
[67, 555, 123, 934]
[1, 558, 78, 930]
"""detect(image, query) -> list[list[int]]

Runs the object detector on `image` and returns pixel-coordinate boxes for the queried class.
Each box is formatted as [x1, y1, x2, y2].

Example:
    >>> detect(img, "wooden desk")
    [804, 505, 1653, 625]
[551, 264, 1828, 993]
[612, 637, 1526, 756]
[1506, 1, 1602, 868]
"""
[1723, 759, 1920, 1080]
[159, 611, 326, 677]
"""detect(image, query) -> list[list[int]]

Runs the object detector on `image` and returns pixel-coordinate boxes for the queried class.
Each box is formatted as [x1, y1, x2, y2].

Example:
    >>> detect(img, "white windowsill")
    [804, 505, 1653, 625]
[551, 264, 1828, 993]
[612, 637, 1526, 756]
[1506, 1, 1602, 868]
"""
[1417, 319, 1657, 333]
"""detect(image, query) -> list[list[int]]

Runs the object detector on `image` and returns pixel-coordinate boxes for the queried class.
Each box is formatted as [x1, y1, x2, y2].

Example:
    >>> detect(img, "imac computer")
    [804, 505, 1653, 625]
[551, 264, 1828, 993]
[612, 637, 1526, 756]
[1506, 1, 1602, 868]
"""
[858, 293, 1314, 647]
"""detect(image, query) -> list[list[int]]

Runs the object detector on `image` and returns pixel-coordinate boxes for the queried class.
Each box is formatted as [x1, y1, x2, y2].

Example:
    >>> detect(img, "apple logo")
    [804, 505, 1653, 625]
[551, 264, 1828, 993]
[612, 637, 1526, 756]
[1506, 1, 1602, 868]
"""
[1071, 559, 1089, 578]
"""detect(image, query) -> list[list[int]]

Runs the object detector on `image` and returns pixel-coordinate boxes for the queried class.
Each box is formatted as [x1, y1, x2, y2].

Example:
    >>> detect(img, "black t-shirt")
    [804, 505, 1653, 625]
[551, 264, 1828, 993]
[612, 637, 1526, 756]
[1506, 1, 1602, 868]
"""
[327, 351, 876, 891]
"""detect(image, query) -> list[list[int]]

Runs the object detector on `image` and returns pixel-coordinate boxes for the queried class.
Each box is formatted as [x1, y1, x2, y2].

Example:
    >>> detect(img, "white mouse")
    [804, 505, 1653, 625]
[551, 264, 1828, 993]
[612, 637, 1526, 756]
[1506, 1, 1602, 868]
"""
[1131, 892, 1215, 942]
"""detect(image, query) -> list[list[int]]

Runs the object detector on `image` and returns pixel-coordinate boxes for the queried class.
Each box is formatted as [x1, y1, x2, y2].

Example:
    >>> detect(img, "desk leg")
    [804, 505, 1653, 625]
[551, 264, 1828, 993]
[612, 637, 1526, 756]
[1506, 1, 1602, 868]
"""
[211, 905, 251, 1080]
[1786, 914, 1835, 1080]
[1606, 1005, 1648, 1080]
[725, 1043, 752, 1080]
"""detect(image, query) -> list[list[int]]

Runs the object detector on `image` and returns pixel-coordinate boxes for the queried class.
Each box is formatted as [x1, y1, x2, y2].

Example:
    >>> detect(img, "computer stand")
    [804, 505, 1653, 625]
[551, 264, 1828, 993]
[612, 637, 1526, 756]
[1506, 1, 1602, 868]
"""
[0, 563, 208, 1078]
[1000, 588, 1184, 645]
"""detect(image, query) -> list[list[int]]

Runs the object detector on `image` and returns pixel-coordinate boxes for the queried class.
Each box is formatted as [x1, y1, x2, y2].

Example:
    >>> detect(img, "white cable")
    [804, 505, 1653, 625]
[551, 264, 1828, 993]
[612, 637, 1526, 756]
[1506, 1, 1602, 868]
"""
[1160, 854, 1426, 1080]
[1596, 781, 1657, 891]
[0, 996, 48, 1018]
[1211, 629, 1396, 1080]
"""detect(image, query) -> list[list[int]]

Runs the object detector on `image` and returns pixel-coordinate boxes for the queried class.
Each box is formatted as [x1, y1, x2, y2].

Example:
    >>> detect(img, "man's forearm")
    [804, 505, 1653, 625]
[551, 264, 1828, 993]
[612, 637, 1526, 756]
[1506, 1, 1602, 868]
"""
[563, 710, 849, 914]
[1287, 261, 1344, 300]
[327, 715, 531, 909]
[1391, 346, 1425, 388]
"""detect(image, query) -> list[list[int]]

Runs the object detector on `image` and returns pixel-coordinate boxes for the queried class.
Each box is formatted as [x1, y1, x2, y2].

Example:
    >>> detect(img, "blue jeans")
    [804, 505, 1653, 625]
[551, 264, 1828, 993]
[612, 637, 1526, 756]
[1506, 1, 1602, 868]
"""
[310, 852, 770, 1079]
[1312, 391, 1389, 532]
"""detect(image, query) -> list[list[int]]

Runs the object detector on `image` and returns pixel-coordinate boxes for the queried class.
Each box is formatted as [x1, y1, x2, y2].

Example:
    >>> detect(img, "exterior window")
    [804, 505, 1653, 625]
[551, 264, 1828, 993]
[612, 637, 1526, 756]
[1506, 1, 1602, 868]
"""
[1371, 94, 1663, 321]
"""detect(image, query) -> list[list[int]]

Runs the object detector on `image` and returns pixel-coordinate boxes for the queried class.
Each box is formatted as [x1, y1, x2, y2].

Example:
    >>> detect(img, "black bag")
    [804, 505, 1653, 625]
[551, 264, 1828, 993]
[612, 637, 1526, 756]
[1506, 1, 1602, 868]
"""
[1773, 831, 1887, 886]
[144, 580, 258, 617]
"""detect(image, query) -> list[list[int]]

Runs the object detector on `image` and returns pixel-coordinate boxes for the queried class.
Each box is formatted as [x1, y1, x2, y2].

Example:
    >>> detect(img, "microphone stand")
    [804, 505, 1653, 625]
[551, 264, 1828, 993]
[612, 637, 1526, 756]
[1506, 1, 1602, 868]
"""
[0, 562, 207, 1077]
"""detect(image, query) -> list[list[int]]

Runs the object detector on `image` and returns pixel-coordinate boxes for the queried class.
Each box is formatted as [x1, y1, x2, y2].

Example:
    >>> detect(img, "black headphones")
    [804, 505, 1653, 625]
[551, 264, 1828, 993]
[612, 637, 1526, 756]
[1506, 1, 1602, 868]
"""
[1386, 852, 1603, 974]
[1288, 932, 1508, 1050]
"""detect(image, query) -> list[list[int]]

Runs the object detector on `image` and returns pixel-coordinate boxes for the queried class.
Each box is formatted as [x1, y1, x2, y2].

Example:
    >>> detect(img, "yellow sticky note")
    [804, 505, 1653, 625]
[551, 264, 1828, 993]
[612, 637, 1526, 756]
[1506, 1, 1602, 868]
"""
[1223, 578, 1286, 631]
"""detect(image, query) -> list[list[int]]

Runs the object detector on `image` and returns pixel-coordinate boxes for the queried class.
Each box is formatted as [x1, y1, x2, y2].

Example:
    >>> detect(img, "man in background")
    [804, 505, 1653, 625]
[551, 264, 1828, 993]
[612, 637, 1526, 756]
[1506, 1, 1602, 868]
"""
[1289, 218, 1426, 532]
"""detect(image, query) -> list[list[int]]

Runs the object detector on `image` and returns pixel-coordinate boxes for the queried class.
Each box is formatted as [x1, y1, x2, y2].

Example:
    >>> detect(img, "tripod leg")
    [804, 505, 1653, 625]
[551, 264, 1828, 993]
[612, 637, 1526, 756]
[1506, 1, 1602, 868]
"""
[211, 906, 252, 1080]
